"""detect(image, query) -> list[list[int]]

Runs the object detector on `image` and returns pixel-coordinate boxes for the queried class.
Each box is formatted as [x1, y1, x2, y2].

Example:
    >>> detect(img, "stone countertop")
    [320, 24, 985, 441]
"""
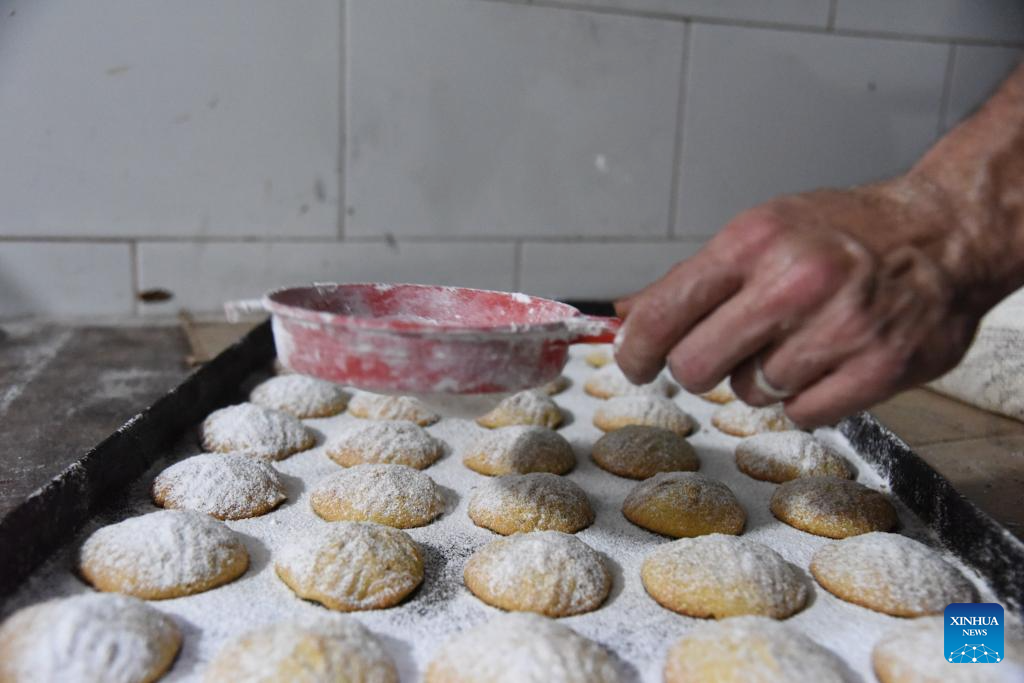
[1, 321, 1021, 539]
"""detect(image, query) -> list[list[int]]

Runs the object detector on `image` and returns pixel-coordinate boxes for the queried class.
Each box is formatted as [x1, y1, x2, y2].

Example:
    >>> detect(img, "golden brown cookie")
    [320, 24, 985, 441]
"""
[425, 613, 621, 683]
[770, 476, 897, 538]
[476, 390, 564, 429]
[248, 374, 349, 418]
[0, 594, 181, 683]
[468, 473, 594, 535]
[810, 532, 977, 617]
[583, 365, 675, 399]
[711, 402, 796, 437]
[79, 510, 249, 600]
[275, 521, 423, 612]
[204, 618, 398, 683]
[872, 616, 1024, 682]
[539, 375, 571, 396]
[592, 396, 695, 436]
[151, 452, 287, 520]
[623, 472, 745, 538]
[200, 402, 316, 461]
[641, 534, 808, 619]
[326, 420, 445, 469]
[310, 463, 445, 528]
[591, 425, 698, 479]
[348, 392, 440, 426]
[464, 531, 611, 617]
[463, 425, 575, 476]
[583, 345, 613, 368]
[735, 430, 852, 483]
[664, 616, 852, 683]
[699, 379, 737, 404]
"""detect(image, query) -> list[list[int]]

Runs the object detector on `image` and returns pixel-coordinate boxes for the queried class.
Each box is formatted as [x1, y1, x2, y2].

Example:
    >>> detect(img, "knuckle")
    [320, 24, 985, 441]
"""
[667, 350, 716, 394]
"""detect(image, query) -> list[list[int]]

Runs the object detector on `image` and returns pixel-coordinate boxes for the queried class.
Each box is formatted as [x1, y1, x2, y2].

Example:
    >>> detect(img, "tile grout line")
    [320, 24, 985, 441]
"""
[826, 0, 838, 31]
[936, 44, 957, 136]
[337, 0, 348, 241]
[666, 21, 691, 239]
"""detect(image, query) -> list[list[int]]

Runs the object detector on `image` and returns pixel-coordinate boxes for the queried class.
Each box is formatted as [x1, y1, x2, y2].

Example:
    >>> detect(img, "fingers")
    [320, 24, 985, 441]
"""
[782, 352, 906, 427]
[614, 252, 742, 384]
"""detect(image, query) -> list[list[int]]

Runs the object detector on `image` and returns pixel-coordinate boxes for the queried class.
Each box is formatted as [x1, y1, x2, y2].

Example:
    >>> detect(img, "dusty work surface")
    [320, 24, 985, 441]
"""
[3, 346, 1017, 682]
[0, 321, 189, 521]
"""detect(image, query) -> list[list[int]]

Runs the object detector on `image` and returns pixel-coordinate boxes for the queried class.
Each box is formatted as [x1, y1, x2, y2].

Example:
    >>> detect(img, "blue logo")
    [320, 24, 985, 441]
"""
[944, 603, 1004, 663]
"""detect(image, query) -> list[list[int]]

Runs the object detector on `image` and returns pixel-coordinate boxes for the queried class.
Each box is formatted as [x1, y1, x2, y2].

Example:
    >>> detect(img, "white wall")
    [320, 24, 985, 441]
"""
[0, 0, 1020, 317]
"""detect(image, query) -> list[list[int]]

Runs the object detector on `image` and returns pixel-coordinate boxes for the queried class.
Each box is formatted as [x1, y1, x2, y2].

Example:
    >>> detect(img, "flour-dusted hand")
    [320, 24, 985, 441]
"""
[615, 64, 1024, 427]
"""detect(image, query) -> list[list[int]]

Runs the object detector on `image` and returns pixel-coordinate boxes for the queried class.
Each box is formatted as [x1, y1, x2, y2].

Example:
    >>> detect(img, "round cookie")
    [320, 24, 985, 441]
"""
[0, 593, 181, 683]
[80, 509, 248, 600]
[591, 425, 698, 479]
[735, 431, 853, 483]
[425, 613, 621, 683]
[326, 420, 444, 469]
[205, 617, 398, 683]
[539, 375, 571, 396]
[200, 402, 315, 461]
[583, 345, 613, 368]
[770, 476, 897, 538]
[249, 374, 349, 418]
[872, 616, 1024, 683]
[641, 534, 808, 619]
[310, 463, 445, 528]
[664, 616, 853, 683]
[468, 473, 593, 535]
[699, 379, 736, 404]
[276, 521, 423, 611]
[592, 396, 695, 436]
[463, 425, 575, 476]
[810, 532, 976, 617]
[151, 452, 287, 520]
[623, 472, 745, 538]
[348, 392, 440, 426]
[583, 365, 675, 399]
[476, 390, 563, 429]
[712, 402, 796, 437]
[464, 531, 611, 617]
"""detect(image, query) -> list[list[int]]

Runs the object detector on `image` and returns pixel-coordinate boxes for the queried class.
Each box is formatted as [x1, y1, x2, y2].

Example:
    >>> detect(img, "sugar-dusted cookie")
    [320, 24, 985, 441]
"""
[642, 534, 808, 619]
[810, 532, 976, 617]
[152, 452, 286, 520]
[623, 472, 745, 538]
[591, 425, 698, 479]
[735, 431, 852, 483]
[326, 420, 444, 470]
[872, 616, 1024, 683]
[664, 616, 853, 683]
[463, 425, 575, 476]
[311, 463, 445, 528]
[468, 473, 593, 535]
[80, 510, 249, 600]
[712, 401, 796, 437]
[465, 531, 610, 617]
[539, 374, 571, 396]
[771, 476, 897, 538]
[248, 374, 349, 418]
[476, 390, 564, 429]
[425, 613, 621, 683]
[583, 345, 613, 368]
[592, 396, 695, 436]
[0, 594, 181, 683]
[276, 521, 423, 612]
[348, 392, 440, 426]
[583, 365, 675, 400]
[205, 617, 398, 683]
[699, 379, 736, 404]
[200, 402, 316, 461]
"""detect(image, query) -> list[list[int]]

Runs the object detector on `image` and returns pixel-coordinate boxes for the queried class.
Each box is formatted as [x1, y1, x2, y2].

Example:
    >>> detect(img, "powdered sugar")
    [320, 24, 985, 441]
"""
[468, 472, 594, 534]
[200, 403, 314, 461]
[583, 365, 675, 399]
[712, 401, 796, 436]
[463, 425, 575, 475]
[326, 420, 444, 469]
[249, 375, 349, 418]
[736, 431, 854, 482]
[593, 395, 695, 435]
[476, 390, 563, 429]
[152, 452, 286, 520]
[310, 463, 445, 527]
[348, 392, 440, 425]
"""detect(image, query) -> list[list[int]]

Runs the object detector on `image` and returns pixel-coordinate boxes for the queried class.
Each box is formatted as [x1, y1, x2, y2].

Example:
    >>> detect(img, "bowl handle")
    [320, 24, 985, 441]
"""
[565, 315, 621, 344]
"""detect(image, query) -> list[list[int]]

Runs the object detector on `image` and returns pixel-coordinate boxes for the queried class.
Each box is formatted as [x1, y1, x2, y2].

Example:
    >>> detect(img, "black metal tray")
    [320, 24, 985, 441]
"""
[2, 317, 1022, 614]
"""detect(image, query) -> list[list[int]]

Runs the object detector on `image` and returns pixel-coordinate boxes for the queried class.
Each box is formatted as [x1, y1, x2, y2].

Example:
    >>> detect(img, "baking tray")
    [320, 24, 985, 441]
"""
[2, 312, 1022, 669]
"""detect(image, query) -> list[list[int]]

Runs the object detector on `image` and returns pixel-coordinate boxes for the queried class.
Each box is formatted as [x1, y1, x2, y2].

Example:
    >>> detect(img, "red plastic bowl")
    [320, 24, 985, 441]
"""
[263, 283, 620, 394]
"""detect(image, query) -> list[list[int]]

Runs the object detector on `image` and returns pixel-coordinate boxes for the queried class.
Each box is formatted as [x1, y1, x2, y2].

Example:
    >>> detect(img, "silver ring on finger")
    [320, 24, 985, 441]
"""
[754, 356, 793, 401]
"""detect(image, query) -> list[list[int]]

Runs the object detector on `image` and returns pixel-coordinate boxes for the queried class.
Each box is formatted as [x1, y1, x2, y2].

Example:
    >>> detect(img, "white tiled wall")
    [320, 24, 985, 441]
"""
[0, 0, 1019, 317]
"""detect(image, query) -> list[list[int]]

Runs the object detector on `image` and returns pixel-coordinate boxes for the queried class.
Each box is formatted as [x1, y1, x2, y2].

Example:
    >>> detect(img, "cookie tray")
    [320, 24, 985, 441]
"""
[2, 311, 1023, 621]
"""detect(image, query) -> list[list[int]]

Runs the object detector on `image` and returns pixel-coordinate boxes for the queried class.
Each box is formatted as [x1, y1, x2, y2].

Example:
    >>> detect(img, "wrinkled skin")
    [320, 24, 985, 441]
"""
[615, 64, 1024, 427]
